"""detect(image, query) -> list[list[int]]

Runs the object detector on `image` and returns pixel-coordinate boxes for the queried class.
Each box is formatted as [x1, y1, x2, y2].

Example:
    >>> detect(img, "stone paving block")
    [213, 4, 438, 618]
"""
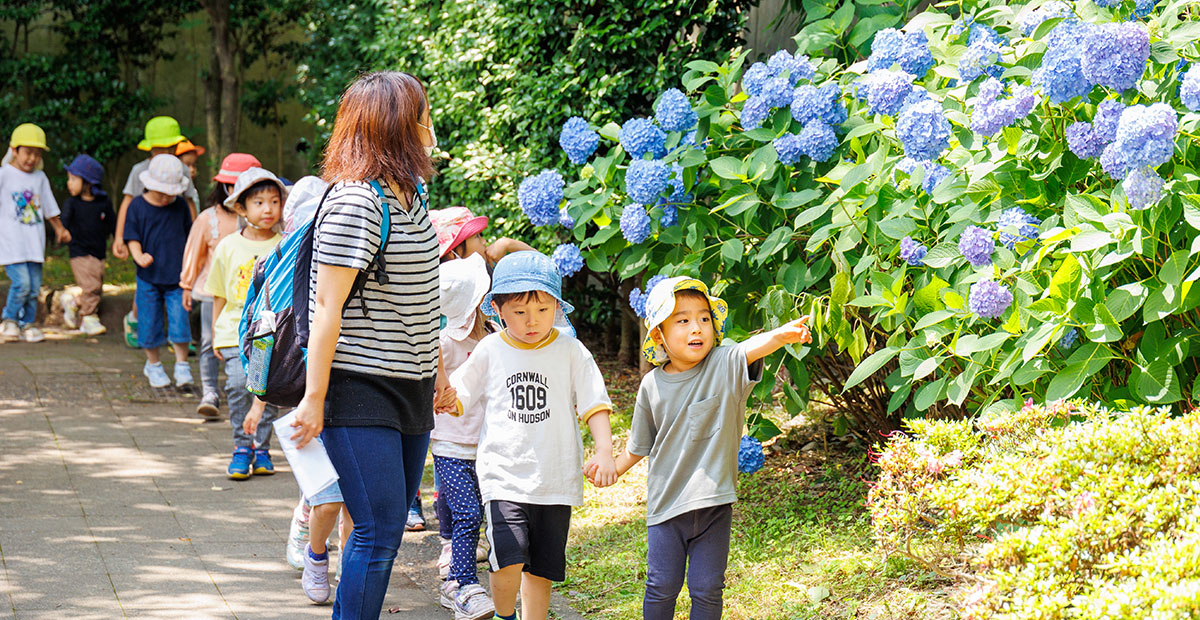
[13, 601, 123, 620]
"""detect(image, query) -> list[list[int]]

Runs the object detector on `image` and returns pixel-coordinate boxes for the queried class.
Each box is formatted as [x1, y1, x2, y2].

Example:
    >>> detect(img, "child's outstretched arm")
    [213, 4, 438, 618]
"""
[583, 411, 617, 487]
[743, 315, 813, 366]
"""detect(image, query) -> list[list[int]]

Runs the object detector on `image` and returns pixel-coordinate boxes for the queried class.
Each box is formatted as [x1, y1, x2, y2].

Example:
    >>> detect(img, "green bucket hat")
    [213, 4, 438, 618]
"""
[137, 116, 186, 151]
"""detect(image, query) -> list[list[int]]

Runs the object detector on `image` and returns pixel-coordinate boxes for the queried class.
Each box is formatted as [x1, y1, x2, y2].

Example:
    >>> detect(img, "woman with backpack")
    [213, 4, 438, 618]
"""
[287, 71, 452, 618]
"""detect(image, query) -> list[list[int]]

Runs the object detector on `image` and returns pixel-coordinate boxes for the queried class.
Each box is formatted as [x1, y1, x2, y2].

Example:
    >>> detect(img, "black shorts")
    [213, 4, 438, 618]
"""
[485, 500, 571, 582]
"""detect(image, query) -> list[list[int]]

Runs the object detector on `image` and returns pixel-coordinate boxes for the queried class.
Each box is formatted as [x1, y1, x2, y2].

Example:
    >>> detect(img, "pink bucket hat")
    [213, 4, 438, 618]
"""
[212, 153, 262, 184]
[429, 207, 489, 258]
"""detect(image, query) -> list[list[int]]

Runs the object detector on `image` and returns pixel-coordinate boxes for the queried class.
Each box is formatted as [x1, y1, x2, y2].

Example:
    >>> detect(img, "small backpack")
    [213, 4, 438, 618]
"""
[238, 180, 400, 407]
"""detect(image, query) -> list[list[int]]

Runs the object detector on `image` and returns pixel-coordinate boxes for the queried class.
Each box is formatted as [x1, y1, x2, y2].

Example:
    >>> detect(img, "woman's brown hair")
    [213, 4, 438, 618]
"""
[321, 71, 435, 195]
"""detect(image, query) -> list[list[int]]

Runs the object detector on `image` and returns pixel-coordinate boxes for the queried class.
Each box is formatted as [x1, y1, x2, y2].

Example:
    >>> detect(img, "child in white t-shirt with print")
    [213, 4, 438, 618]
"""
[607, 277, 811, 620]
[447, 250, 616, 620]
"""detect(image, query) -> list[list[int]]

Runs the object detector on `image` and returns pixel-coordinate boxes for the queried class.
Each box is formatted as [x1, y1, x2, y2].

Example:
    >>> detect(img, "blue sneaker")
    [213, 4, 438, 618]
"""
[253, 449, 275, 475]
[228, 447, 253, 480]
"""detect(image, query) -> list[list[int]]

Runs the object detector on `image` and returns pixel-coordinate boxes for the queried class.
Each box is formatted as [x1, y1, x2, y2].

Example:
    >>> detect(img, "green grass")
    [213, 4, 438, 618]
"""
[0, 244, 137, 290]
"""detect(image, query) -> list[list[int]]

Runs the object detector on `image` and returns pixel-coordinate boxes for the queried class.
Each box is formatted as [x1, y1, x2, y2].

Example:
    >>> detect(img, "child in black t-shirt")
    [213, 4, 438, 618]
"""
[61, 154, 115, 335]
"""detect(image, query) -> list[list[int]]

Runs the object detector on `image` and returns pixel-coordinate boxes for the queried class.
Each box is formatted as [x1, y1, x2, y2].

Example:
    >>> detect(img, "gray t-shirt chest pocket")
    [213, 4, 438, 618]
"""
[687, 395, 723, 441]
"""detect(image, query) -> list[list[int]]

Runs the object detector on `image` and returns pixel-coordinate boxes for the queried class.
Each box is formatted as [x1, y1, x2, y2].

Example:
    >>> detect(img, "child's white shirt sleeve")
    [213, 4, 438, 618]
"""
[571, 340, 612, 423]
[39, 173, 59, 219]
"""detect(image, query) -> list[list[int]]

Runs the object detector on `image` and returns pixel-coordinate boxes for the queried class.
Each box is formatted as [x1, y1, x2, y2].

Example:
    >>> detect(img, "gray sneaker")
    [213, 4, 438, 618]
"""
[453, 583, 495, 620]
[439, 579, 458, 610]
[196, 393, 220, 419]
[302, 543, 330, 603]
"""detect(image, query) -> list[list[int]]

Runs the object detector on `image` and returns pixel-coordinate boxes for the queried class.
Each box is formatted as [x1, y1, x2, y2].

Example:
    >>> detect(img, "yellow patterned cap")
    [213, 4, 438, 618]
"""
[641, 277, 728, 365]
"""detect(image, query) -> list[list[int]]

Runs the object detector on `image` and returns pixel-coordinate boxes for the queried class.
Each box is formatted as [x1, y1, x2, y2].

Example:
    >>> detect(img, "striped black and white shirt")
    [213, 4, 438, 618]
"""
[310, 180, 440, 380]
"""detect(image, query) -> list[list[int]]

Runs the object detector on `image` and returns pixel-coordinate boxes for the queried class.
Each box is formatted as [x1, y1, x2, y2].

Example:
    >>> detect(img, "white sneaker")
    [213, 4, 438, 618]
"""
[81, 315, 106, 335]
[1, 320, 20, 341]
[173, 362, 194, 388]
[301, 544, 330, 604]
[21, 326, 44, 343]
[286, 503, 310, 570]
[438, 538, 452, 580]
[439, 579, 458, 610]
[144, 362, 170, 388]
[60, 292, 77, 329]
[453, 583, 495, 620]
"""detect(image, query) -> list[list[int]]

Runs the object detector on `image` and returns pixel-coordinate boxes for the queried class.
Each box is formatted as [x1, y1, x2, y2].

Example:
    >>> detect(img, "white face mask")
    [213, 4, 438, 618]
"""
[418, 121, 437, 157]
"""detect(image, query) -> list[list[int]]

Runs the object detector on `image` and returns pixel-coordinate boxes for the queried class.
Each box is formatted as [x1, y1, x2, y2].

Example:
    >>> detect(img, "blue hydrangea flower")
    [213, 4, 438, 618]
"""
[774, 133, 805, 166]
[559, 117, 600, 165]
[741, 95, 771, 130]
[1135, 0, 1159, 17]
[620, 204, 651, 244]
[968, 23, 1007, 46]
[791, 83, 846, 127]
[866, 69, 916, 116]
[644, 274, 667, 297]
[921, 162, 951, 194]
[625, 159, 670, 204]
[551, 243, 584, 277]
[1093, 99, 1126, 142]
[619, 118, 667, 159]
[1181, 66, 1200, 111]
[1081, 22, 1149, 93]
[868, 29, 934, 77]
[797, 121, 839, 162]
[761, 76, 795, 109]
[897, 99, 950, 162]
[659, 204, 679, 227]
[1101, 103, 1178, 179]
[767, 50, 816, 86]
[517, 170, 564, 226]
[971, 79, 1037, 137]
[1018, 1, 1073, 37]
[1122, 166, 1164, 210]
[958, 225, 995, 267]
[1033, 21, 1093, 104]
[900, 236, 928, 266]
[969, 280, 1013, 319]
[743, 62, 772, 97]
[959, 39, 1003, 82]
[661, 164, 688, 204]
[1059, 327, 1079, 350]
[738, 435, 765, 474]
[996, 207, 1041, 249]
[1067, 122, 1106, 159]
[629, 288, 648, 318]
[1093, 0, 1121, 6]
[559, 207, 575, 230]
[655, 88, 698, 132]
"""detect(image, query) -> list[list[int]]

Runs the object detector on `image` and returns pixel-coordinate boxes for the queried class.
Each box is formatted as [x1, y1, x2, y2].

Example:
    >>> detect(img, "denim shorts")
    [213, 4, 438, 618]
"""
[308, 480, 344, 506]
[135, 278, 191, 349]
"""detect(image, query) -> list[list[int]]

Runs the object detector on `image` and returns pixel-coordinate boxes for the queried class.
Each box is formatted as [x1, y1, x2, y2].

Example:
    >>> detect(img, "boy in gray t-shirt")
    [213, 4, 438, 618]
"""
[600, 277, 810, 620]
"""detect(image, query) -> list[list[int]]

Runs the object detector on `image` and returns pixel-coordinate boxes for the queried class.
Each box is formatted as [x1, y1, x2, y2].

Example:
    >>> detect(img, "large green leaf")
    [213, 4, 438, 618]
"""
[842, 347, 899, 392]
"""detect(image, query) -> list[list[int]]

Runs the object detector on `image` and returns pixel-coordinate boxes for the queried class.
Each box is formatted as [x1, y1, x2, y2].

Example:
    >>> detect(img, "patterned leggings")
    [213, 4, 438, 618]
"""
[433, 455, 483, 585]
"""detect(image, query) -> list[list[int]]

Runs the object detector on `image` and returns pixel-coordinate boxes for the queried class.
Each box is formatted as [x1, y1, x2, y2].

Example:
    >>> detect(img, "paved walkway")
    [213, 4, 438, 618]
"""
[0, 332, 584, 620]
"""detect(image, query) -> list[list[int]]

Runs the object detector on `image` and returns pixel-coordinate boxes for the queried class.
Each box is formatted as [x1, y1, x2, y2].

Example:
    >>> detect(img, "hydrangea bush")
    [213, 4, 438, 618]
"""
[514, 0, 1200, 437]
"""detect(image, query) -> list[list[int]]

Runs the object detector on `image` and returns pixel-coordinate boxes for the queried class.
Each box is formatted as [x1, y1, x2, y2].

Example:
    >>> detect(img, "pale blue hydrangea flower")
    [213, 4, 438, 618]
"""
[1066, 122, 1106, 159]
[625, 159, 671, 204]
[897, 99, 950, 162]
[767, 50, 816, 86]
[958, 225, 995, 267]
[1032, 21, 1093, 104]
[1181, 66, 1200, 111]
[959, 38, 1004, 82]
[1018, 1, 1073, 37]
[741, 95, 771, 130]
[896, 157, 950, 194]
[900, 236, 928, 266]
[742, 62, 772, 97]
[629, 275, 668, 318]
[551, 243, 584, 277]
[655, 88, 699, 132]
[619, 204, 651, 244]
[969, 280, 1013, 319]
[866, 69, 916, 116]
[518, 170, 565, 226]
[1101, 103, 1178, 179]
[1081, 22, 1149, 93]
[619, 118, 667, 159]
[867, 29, 934, 76]
[1093, 99, 1126, 142]
[1059, 327, 1080, 350]
[559, 207, 575, 230]
[761, 76, 795, 109]
[1122, 166, 1164, 209]
[996, 206, 1040, 249]
[968, 23, 1007, 46]
[559, 117, 600, 165]
[797, 121, 839, 162]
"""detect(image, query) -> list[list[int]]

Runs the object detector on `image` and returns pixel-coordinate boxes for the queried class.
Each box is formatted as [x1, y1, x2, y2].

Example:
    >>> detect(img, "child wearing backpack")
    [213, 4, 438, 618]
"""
[180, 153, 263, 418]
[205, 167, 284, 479]
[607, 277, 811, 619]
[448, 250, 617, 620]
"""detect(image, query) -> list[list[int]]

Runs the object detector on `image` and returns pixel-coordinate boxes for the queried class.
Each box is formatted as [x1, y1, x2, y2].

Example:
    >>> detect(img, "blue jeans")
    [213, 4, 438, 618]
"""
[199, 300, 220, 400]
[2, 262, 42, 327]
[218, 347, 278, 449]
[135, 278, 191, 349]
[323, 425, 429, 619]
[433, 456, 483, 585]
[644, 504, 732, 620]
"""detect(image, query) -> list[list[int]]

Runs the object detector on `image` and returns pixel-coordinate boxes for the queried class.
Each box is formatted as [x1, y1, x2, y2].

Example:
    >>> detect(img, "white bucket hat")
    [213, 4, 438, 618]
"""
[223, 167, 289, 208]
[282, 175, 329, 233]
[138, 154, 190, 196]
[439, 254, 491, 341]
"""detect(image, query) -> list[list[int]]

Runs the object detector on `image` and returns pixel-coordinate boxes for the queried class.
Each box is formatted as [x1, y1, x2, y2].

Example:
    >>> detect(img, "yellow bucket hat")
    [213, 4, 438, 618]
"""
[10, 123, 48, 151]
[137, 116, 186, 151]
[641, 276, 729, 365]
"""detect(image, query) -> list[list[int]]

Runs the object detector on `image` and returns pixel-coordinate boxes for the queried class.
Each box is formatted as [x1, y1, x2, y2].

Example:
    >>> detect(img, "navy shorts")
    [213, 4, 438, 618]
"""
[485, 500, 571, 582]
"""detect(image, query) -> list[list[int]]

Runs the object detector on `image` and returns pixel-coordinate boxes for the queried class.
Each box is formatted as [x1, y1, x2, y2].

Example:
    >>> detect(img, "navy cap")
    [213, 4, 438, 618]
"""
[64, 154, 104, 186]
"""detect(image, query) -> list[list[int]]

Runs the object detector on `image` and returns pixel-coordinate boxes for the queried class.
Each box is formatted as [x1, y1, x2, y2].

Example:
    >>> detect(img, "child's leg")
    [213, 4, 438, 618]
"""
[519, 574, 553, 620]
[21, 262, 42, 326]
[643, 513, 689, 620]
[683, 504, 733, 620]
[198, 300, 220, 400]
[309, 499, 343, 555]
[164, 286, 191, 363]
[436, 456, 484, 585]
[489, 565, 523, 617]
[144, 347, 160, 363]
[69, 256, 103, 316]
[2, 262, 39, 326]
[135, 278, 167, 350]
[222, 350, 254, 449]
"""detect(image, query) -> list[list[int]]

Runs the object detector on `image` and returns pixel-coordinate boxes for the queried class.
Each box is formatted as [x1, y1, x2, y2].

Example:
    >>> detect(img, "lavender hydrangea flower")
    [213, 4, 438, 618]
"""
[1122, 166, 1164, 210]
[559, 117, 600, 165]
[559, 207, 575, 230]
[1081, 22, 1149, 93]
[1032, 21, 1093, 104]
[959, 39, 1003, 82]
[1093, 99, 1125, 142]
[1101, 103, 1178, 179]
[797, 121, 839, 162]
[619, 118, 667, 159]
[659, 204, 679, 227]
[620, 204, 651, 244]
[959, 225, 995, 267]
[791, 83, 847, 127]
[1059, 327, 1079, 350]
[996, 207, 1041, 249]
[742, 62, 772, 97]
[866, 69, 916, 116]
[774, 133, 805, 166]
[897, 99, 951, 162]
[551, 243, 584, 277]
[969, 280, 1013, 319]
[767, 49, 815, 86]
[517, 170, 565, 226]
[655, 88, 698, 132]
[971, 79, 1037, 137]
[900, 236, 928, 266]
[741, 95, 771, 130]
[625, 159, 670, 204]
[738, 435, 765, 474]
[1018, 1, 1072, 37]
[868, 29, 934, 76]
[1181, 66, 1200, 111]
[1067, 122, 1106, 159]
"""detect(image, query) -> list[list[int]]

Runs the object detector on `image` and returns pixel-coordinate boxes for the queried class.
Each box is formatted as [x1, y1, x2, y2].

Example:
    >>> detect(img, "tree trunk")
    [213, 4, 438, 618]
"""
[204, 46, 222, 162]
[201, 0, 239, 161]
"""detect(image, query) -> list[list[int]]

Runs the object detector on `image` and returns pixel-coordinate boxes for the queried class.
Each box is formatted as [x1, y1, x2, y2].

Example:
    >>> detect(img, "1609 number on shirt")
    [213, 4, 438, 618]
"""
[510, 385, 547, 410]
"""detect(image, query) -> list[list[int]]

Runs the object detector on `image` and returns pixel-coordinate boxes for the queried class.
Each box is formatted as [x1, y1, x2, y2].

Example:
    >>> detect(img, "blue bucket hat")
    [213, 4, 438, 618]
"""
[483, 251, 575, 316]
[64, 154, 106, 197]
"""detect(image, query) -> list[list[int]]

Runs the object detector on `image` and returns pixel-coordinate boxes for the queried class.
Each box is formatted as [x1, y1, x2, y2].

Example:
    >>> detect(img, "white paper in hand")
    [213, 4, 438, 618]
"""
[272, 411, 339, 499]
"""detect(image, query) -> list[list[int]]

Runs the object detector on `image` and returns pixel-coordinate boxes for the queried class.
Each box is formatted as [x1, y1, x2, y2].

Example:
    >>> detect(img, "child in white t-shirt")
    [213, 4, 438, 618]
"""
[447, 250, 616, 620]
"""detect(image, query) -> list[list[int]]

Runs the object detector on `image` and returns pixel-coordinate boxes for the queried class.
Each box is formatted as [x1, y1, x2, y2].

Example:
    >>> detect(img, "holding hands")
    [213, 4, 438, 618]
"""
[583, 453, 618, 488]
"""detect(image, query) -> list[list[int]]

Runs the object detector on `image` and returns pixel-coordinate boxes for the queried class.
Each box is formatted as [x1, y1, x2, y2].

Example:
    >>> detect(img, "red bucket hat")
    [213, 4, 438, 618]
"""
[212, 153, 262, 184]
[429, 207, 489, 258]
